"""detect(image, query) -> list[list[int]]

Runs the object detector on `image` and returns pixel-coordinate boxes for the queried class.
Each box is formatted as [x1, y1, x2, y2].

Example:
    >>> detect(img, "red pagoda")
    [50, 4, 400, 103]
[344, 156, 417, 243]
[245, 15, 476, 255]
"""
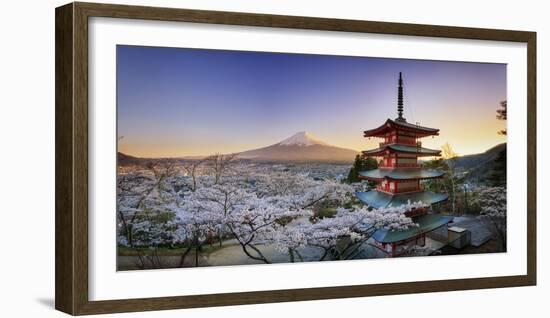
[356, 72, 452, 256]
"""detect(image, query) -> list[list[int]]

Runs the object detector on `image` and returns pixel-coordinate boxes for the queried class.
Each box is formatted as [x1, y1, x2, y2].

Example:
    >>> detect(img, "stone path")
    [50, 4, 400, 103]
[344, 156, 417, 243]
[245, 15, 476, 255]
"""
[205, 242, 325, 266]
[118, 238, 390, 270]
[450, 215, 494, 247]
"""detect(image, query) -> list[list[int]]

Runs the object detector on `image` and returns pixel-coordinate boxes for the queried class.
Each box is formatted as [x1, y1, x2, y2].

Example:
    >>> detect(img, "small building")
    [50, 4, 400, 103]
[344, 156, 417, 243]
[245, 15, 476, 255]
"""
[356, 72, 452, 256]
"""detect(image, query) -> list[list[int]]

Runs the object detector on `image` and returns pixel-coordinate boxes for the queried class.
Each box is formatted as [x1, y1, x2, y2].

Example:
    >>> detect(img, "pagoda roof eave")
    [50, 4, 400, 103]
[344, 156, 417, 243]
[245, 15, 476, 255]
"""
[358, 168, 445, 181]
[362, 144, 441, 157]
[371, 214, 454, 243]
[355, 190, 449, 209]
[364, 119, 439, 138]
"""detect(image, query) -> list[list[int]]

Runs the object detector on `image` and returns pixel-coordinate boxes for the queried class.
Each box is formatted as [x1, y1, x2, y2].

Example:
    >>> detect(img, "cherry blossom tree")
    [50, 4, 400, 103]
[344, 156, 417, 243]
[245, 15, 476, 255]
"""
[174, 197, 224, 267]
[181, 183, 253, 249]
[117, 164, 183, 268]
[205, 153, 238, 184]
[181, 159, 205, 192]
[475, 186, 507, 251]
[271, 202, 423, 261]
[117, 160, 430, 268]
[225, 196, 308, 263]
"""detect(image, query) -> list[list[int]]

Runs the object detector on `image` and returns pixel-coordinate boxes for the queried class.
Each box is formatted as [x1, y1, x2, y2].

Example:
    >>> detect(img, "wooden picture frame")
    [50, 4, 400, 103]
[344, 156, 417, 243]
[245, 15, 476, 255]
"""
[55, 2, 536, 315]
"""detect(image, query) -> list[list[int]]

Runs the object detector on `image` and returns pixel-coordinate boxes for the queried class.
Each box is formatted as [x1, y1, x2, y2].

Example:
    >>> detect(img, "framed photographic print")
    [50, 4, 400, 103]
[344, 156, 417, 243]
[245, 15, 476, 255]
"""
[55, 2, 536, 315]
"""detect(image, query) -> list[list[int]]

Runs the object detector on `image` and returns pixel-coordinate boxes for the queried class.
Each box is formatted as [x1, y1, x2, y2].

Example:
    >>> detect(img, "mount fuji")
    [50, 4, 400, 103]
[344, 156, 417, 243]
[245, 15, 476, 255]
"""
[237, 131, 358, 163]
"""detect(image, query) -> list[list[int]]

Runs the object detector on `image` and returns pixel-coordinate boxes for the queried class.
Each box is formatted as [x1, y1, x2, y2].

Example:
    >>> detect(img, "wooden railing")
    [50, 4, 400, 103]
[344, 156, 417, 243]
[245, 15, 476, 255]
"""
[378, 163, 420, 168]
[379, 140, 422, 147]
[376, 184, 424, 194]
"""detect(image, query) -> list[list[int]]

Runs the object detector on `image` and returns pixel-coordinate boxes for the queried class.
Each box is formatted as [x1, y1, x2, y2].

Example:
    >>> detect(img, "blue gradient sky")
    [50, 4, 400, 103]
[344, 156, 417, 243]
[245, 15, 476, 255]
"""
[117, 45, 506, 157]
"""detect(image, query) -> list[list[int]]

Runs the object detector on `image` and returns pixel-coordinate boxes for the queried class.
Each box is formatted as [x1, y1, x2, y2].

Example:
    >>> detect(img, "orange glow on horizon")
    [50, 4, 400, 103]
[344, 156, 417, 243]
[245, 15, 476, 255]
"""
[119, 118, 506, 159]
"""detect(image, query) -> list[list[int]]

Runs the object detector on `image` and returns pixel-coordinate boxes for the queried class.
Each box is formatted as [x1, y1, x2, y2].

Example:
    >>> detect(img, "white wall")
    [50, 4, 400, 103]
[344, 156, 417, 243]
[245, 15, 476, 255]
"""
[0, 0, 546, 317]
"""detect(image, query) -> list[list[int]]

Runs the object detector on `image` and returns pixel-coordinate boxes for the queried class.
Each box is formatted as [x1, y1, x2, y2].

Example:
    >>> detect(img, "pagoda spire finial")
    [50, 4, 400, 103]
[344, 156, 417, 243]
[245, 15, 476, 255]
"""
[396, 72, 406, 122]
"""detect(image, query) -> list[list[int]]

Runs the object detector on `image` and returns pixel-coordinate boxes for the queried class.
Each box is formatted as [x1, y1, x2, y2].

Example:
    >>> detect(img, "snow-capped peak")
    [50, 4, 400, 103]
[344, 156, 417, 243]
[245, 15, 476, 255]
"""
[278, 131, 329, 147]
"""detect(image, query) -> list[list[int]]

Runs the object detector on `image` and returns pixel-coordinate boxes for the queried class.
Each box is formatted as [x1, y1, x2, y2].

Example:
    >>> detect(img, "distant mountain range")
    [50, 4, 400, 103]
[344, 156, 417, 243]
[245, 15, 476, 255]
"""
[453, 143, 505, 170]
[118, 152, 152, 166]
[452, 143, 506, 182]
[117, 132, 506, 170]
[237, 131, 358, 163]
[118, 131, 358, 165]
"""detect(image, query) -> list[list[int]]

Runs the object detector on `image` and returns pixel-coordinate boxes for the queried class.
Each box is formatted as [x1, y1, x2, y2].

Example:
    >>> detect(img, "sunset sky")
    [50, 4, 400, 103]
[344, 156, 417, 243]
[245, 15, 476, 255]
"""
[117, 45, 506, 158]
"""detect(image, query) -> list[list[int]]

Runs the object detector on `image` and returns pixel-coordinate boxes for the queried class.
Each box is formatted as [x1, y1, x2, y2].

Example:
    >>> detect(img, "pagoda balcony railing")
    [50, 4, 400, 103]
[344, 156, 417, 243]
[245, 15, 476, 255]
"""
[379, 141, 397, 147]
[379, 141, 422, 148]
[379, 163, 420, 169]
[376, 184, 425, 194]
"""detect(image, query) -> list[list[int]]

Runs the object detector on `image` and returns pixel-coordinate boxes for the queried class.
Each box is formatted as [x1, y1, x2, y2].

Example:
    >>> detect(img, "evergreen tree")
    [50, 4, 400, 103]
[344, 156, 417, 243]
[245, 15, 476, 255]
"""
[347, 155, 377, 183]
[488, 100, 507, 186]
[497, 100, 507, 135]
[485, 149, 506, 187]
[422, 158, 447, 191]
[422, 157, 464, 214]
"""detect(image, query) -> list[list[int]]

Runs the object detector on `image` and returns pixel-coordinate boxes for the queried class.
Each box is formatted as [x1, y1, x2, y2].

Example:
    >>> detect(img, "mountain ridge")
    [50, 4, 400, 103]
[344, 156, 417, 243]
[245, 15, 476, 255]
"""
[117, 134, 506, 168]
[278, 131, 330, 147]
[118, 131, 359, 164]
[237, 131, 358, 163]
[452, 142, 506, 183]
[452, 143, 506, 170]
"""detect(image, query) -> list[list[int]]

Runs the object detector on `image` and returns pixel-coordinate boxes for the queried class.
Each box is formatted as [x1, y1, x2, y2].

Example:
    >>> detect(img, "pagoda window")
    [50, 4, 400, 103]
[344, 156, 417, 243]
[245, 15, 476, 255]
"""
[378, 179, 395, 193]
[397, 153, 415, 157]
[383, 132, 397, 145]
[396, 157, 417, 167]
[396, 134, 416, 145]
[396, 157, 416, 164]
[395, 180, 420, 193]
[395, 154, 419, 168]
[381, 156, 397, 168]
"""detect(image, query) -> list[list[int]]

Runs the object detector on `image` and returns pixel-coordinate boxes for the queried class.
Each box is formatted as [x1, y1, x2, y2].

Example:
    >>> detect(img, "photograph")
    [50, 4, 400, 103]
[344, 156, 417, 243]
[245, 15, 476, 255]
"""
[116, 45, 507, 270]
